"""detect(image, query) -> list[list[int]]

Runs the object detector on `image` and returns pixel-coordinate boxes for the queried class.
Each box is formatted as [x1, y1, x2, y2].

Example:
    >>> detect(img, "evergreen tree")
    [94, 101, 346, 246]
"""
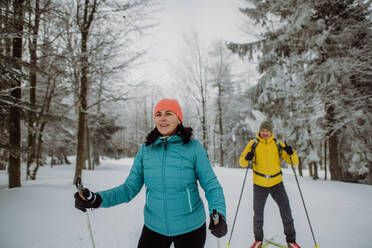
[228, 0, 372, 183]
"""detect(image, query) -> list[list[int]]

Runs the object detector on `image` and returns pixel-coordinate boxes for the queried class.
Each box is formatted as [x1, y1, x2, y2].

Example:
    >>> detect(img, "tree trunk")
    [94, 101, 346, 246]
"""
[92, 77, 103, 167]
[309, 161, 313, 177]
[1, 0, 12, 57]
[31, 121, 46, 180]
[26, 0, 40, 180]
[64, 154, 71, 164]
[313, 162, 319, 180]
[319, 142, 323, 170]
[93, 145, 100, 167]
[74, 75, 87, 182]
[324, 139, 328, 180]
[212, 117, 216, 165]
[201, 96, 208, 151]
[328, 134, 342, 180]
[0, 2, 10, 172]
[85, 120, 93, 170]
[309, 161, 319, 180]
[217, 83, 224, 167]
[327, 104, 342, 181]
[74, 0, 97, 185]
[31, 74, 56, 180]
[298, 157, 303, 177]
[0, 149, 8, 170]
[8, 0, 25, 189]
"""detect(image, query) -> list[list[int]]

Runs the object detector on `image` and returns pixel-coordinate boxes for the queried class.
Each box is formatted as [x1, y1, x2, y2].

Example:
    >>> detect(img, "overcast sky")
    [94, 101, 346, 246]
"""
[136, 0, 258, 89]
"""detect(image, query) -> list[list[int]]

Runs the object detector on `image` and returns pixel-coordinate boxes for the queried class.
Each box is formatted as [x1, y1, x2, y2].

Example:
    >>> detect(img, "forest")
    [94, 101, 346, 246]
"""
[1, 0, 371, 188]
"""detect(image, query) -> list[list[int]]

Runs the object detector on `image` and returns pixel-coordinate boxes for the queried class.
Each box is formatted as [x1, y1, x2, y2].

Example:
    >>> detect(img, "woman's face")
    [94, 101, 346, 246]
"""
[154, 110, 180, 137]
[259, 128, 272, 140]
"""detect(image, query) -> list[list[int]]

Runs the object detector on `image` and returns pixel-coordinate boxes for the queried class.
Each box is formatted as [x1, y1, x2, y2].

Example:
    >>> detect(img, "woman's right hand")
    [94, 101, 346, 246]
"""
[74, 188, 102, 212]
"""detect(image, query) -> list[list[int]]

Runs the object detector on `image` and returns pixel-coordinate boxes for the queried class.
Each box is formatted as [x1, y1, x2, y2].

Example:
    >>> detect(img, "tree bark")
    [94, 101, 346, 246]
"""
[328, 134, 342, 180]
[0, 149, 8, 170]
[31, 121, 46, 180]
[327, 105, 342, 181]
[309, 161, 313, 177]
[313, 162, 319, 180]
[26, 0, 40, 180]
[8, 0, 25, 188]
[85, 120, 93, 170]
[217, 83, 224, 167]
[298, 157, 303, 177]
[201, 93, 208, 150]
[324, 139, 327, 180]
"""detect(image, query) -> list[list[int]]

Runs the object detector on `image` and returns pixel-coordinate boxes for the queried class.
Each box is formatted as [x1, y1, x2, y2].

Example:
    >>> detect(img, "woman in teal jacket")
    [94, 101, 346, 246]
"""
[74, 98, 227, 248]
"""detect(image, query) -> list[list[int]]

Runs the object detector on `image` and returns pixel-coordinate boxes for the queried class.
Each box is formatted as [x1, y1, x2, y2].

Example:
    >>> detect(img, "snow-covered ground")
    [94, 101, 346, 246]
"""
[1, 158, 372, 248]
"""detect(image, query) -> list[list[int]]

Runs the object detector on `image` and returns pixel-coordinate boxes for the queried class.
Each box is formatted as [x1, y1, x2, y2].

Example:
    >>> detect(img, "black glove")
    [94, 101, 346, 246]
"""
[74, 188, 102, 212]
[208, 209, 227, 238]
[245, 151, 254, 161]
[283, 144, 293, 155]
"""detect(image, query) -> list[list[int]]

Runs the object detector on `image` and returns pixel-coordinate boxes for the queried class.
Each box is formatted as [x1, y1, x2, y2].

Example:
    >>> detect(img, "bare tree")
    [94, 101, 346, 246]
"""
[73, 0, 154, 183]
[26, 0, 41, 180]
[73, 0, 97, 184]
[175, 31, 209, 150]
[209, 41, 235, 167]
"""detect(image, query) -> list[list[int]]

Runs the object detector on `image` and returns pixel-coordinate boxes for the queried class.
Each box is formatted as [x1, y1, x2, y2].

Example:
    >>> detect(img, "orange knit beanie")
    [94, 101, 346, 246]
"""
[154, 98, 183, 123]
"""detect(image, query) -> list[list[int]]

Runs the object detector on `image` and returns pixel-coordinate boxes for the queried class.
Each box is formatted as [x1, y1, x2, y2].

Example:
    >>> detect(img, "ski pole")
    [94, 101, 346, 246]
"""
[226, 160, 250, 247]
[76, 177, 97, 248]
[289, 156, 319, 248]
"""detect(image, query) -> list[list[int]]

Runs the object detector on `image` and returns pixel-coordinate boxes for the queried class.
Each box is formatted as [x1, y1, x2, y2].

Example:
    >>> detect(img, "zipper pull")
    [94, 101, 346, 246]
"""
[164, 138, 167, 150]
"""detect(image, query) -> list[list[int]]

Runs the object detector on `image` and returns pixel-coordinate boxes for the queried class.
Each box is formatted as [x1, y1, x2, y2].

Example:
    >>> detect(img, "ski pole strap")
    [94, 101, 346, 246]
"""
[253, 170, 282, 178]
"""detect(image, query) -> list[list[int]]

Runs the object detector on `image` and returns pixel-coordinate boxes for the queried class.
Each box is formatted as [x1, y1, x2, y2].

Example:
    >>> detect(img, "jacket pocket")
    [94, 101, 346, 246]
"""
[146, 188, 150, 207]
[186, 186, 193, 213]
[186, 183, 200, 213]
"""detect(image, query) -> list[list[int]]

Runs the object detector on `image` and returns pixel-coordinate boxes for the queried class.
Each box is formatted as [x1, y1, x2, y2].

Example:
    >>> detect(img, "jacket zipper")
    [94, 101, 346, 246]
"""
[161, 138, 170, 235]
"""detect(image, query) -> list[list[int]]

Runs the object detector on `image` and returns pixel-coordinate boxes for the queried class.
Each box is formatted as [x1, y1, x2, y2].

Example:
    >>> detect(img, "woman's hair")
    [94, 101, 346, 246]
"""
[145, 124, 193, 146]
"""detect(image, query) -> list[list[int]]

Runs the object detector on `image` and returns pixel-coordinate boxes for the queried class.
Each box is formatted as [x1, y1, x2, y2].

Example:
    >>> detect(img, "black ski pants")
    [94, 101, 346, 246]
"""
[137, 222, 206, 248]
[253, 182, 296, 243]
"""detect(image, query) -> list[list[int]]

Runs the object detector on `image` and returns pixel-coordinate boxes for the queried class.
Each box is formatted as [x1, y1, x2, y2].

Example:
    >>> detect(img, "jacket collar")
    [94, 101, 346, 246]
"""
[153, 135, 183, 146]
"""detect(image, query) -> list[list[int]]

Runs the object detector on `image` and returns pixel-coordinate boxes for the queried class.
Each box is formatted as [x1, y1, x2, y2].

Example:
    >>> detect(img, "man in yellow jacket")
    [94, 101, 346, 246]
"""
[239, 120, 301, 248]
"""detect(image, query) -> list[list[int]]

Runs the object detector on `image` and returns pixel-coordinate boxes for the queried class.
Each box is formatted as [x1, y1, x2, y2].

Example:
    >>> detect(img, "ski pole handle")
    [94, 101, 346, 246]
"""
[76, 176, 84, 191]
[76, 177, 93, 201]
[212, 209, 219, 225]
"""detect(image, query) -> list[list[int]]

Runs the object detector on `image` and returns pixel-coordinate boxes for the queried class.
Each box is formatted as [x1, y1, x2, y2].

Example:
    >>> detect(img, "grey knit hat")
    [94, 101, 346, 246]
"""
[259, 120, 273, 132]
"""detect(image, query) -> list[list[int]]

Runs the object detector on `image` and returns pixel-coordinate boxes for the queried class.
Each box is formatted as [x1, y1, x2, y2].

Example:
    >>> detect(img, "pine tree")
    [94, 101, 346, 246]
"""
[228, 0, 372, 183]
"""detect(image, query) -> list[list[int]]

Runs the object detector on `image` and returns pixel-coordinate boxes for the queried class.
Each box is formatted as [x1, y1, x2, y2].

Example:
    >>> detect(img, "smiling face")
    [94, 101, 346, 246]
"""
[259, 128, 272, 140]
[154, 110, 180, 136]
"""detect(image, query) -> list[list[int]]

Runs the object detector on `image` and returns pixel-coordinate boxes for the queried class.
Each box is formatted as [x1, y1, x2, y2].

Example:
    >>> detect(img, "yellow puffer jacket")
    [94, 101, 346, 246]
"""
[239, 134, 299, 187]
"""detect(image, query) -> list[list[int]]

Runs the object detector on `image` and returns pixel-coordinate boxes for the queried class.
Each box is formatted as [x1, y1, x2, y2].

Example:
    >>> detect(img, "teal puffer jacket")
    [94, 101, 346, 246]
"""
[97, 135, 226, 236]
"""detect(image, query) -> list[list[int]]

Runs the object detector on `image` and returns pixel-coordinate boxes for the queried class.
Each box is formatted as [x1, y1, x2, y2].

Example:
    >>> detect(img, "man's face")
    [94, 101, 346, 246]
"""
[259, 128, 272, 140]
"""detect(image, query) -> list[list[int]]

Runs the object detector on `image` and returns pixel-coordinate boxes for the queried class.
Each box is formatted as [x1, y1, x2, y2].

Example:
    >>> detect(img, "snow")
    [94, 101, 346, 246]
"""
[1, 158, 372, 248]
